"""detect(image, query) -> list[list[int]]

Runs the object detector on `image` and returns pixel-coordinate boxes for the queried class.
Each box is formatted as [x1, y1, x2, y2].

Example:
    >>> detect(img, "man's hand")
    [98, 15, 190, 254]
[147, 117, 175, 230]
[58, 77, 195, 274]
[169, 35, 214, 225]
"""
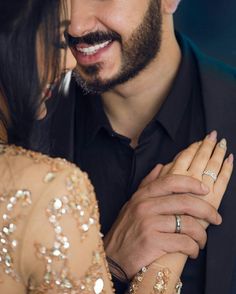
[104, 131, 234, 280]
[104, 173, 221, 279]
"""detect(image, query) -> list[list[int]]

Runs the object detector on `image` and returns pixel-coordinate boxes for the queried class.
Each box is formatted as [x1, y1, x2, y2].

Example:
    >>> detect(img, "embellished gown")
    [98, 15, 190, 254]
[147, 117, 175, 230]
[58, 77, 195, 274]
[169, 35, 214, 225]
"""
[0, 144, 114, 293]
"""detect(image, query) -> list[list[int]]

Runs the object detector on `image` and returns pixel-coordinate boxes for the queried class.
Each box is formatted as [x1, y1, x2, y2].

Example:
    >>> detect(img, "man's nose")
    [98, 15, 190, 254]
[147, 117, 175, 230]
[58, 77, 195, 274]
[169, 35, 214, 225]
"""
[68, 0, 98, 38]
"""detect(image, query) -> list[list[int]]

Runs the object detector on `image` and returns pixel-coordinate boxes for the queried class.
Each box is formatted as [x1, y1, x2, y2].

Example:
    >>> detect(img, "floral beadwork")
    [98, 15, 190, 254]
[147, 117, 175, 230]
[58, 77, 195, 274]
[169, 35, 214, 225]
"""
[0, 145, 111, 293]
[129, 265, 182, 294]
[153, 268, 170, 294]
[30, 168, 106, 293]
[31, 245, 106, 293]
[0, 189, 32, 282]
[2, 145, 73, 173]
[129, 267, 148, 293]
[175, 280, 183, 294]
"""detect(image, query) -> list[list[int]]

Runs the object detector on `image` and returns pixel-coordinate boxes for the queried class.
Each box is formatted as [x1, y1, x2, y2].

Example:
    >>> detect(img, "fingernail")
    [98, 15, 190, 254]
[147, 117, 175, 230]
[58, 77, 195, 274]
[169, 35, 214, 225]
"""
[218, 138, 227, 150]
[201, 183, 209, 193]
[207, 130, 217, 141]
[227, 153, 234, 165]
[216, 214, 222, 225]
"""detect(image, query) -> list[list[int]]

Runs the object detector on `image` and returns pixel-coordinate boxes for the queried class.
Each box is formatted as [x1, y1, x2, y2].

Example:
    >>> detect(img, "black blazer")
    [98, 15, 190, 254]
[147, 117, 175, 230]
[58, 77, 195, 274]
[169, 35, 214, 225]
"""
[192, 41, 236, 294]
[49, 34, 236, 294]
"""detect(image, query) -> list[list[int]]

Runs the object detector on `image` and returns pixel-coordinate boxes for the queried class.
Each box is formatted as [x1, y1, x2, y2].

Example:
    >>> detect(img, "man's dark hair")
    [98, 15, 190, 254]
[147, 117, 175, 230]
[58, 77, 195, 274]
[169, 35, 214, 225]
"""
[0, 0, 66, 148]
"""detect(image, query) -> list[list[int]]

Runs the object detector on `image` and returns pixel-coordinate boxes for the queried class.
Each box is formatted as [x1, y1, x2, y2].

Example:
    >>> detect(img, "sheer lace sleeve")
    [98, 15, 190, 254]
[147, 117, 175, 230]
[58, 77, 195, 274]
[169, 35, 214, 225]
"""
[0, 145, 114, 293]
[22, 165, 114, 293]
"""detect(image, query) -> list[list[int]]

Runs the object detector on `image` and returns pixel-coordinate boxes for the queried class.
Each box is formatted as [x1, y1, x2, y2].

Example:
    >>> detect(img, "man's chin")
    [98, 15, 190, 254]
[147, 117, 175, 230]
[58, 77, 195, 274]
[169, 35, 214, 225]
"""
[72, 70, 112, 94]
[72, 64, 138, 94]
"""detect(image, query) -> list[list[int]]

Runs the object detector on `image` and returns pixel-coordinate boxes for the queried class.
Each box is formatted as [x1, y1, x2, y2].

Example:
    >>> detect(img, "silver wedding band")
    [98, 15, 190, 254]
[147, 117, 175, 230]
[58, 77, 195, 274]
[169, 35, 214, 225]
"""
[175, 215, 182, 234]
[202, 170, 217, 182]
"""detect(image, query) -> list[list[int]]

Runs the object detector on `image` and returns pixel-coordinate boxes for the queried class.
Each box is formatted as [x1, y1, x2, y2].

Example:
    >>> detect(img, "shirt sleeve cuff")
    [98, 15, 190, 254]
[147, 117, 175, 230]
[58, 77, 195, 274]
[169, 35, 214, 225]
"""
[111, 274, 129, 294]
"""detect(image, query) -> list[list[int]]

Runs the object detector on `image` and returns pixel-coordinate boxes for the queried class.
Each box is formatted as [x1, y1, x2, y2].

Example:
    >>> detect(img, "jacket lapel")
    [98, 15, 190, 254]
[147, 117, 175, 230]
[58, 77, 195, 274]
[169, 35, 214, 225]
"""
[195, 47, 236, 294]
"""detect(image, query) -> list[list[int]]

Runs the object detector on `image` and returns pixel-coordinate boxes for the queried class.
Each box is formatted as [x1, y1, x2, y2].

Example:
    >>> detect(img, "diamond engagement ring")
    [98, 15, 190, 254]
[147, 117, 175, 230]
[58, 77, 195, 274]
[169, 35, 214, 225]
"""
[202, 170, 217, 182]
[175, 215, 182, 234]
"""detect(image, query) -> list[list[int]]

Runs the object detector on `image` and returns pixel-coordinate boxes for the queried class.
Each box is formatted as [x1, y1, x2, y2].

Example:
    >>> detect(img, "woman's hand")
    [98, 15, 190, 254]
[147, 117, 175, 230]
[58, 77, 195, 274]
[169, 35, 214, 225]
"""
[161, 131, 233, 214]
[130, 131, 233, 294]
[141, 130, 233, 215]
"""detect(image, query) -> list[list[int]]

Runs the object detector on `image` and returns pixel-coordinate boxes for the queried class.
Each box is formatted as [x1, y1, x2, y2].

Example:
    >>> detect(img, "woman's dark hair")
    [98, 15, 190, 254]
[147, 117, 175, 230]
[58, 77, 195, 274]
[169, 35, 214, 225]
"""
[0, 0, 67, 148]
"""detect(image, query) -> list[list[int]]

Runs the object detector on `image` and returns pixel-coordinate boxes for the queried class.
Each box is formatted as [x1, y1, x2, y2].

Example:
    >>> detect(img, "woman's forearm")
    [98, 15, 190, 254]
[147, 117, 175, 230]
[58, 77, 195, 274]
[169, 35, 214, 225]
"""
[129, 253, 186, 294]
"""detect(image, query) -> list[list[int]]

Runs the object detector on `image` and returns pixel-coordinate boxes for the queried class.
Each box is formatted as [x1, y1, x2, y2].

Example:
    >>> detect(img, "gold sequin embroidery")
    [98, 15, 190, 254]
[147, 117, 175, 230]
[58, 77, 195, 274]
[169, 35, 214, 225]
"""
[129, 265, 182, 294]
[0, 189, 32, 282]
[0, 145, 111, 293]
[31, 168, 105, 293]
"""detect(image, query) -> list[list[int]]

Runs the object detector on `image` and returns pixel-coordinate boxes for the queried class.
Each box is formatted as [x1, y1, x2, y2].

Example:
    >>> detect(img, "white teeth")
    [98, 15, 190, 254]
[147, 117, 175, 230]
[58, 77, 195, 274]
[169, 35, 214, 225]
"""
[77, 40, 111, 55]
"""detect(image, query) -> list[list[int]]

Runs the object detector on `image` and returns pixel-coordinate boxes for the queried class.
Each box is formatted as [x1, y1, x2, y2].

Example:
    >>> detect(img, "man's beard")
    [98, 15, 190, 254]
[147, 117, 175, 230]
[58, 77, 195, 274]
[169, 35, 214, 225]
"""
[72, 0, 162, 94]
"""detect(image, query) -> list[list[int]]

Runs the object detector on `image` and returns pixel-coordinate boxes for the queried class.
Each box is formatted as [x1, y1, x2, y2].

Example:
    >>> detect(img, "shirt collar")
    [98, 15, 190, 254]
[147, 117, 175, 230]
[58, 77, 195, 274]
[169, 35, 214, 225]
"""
[156, 32, 198, 140]
[84, 93, 113, 145]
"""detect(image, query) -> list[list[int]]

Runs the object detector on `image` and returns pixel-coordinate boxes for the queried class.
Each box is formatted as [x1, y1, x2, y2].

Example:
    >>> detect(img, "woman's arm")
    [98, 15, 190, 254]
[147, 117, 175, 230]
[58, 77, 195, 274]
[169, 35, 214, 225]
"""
[21, 165, 114, 293]
[130, 132, 233, 293]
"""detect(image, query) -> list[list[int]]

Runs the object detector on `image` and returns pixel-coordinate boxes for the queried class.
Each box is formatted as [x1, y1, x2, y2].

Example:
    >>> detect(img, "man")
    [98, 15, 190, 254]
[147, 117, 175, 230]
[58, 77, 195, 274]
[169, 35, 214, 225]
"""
[48, 0, 236, 293]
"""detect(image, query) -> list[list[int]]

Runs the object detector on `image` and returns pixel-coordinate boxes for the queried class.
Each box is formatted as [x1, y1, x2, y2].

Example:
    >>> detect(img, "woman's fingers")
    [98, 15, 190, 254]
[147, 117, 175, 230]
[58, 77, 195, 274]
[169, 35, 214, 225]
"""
[159, 162, 174, 177]
[169, 142, 202, 173]
[139, 164, 163, 188]
[211, 154, 234, 208]
[202, 138, 227, 187]
[188, 131, 218, 177]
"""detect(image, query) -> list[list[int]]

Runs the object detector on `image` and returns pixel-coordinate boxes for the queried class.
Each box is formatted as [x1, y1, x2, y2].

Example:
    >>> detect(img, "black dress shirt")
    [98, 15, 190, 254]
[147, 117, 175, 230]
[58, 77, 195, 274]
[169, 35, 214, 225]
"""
[73, 35, 207, 294]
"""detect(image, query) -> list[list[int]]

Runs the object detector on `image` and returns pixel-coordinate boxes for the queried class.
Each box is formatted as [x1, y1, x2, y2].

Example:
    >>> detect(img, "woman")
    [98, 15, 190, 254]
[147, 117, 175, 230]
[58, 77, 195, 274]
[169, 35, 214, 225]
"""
[0, 1, 113, 293]
[0, 1, 233, 294]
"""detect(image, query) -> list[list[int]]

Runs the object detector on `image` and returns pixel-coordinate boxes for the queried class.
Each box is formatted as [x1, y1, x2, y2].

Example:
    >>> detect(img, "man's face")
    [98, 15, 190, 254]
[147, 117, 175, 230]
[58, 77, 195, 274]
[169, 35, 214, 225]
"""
[68, 0, 162, 93]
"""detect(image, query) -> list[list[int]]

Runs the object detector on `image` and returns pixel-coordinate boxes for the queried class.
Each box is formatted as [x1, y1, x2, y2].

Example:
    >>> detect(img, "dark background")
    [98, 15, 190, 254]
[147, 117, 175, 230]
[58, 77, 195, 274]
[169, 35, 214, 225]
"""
[174, 0, 236, 67]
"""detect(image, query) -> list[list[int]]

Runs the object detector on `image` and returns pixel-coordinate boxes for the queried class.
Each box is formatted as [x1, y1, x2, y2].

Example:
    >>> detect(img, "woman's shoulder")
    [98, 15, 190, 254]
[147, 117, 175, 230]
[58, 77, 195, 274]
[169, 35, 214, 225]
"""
[0, 144, 96, 215]
[0, 144, 90, 187]
[0, 144, 80, 171]
[0, 145, 105, 293]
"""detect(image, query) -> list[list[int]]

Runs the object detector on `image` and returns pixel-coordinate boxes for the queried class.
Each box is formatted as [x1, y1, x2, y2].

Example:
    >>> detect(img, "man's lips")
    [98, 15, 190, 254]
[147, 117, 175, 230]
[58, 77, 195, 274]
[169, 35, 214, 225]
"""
[71, 40, 113, 65]
[76, 40, 112, 56]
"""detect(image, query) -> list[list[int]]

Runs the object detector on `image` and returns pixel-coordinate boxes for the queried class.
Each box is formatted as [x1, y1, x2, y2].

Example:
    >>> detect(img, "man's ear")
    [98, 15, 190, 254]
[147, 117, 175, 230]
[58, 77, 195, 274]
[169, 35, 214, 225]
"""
[162, 0, 181, 14]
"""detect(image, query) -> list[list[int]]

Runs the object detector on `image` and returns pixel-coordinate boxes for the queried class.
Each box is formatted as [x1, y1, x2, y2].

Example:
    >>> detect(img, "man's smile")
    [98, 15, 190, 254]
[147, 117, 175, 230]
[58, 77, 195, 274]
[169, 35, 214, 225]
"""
[76, 40, 112, 56]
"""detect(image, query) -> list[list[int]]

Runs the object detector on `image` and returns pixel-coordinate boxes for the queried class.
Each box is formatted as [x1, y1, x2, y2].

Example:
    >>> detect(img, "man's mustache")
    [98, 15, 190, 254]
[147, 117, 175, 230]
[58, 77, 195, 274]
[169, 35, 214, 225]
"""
[64, 30, 122, 47]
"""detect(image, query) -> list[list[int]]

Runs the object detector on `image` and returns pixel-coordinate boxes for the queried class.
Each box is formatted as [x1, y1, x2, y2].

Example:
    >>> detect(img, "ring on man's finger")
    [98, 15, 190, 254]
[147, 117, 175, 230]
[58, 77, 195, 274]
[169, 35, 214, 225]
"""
[175, 215, 182, 234]
[202, 170, 217, 182]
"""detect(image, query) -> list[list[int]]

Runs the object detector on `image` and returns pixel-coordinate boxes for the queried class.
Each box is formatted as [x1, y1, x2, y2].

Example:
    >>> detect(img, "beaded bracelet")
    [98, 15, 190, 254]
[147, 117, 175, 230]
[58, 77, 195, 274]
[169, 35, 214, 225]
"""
[106, 256, 129, 283]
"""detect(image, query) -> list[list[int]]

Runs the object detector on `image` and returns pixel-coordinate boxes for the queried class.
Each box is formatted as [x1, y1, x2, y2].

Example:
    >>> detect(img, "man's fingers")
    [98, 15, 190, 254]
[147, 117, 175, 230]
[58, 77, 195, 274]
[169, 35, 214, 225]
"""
[138, 174, 209, 199]
[174, 215, 207, 249]
[155, 233, 200, 259]
[144, 215, 207, 249]
[134, 194, 221, 225]
[159, 162, 174, 177]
